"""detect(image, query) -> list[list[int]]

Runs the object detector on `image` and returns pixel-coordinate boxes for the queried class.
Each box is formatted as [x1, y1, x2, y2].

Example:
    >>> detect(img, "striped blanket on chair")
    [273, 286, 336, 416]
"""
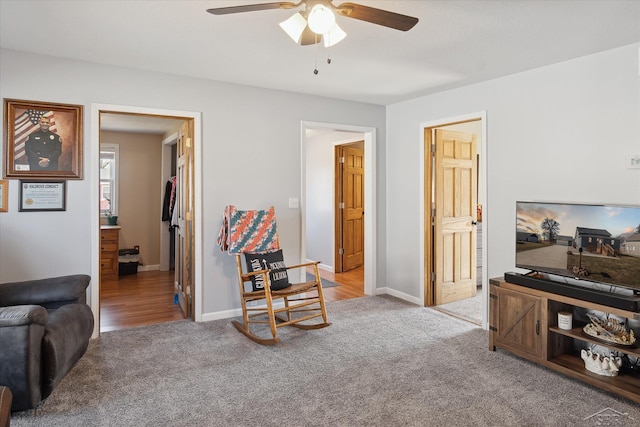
[217, 205, 279, 254]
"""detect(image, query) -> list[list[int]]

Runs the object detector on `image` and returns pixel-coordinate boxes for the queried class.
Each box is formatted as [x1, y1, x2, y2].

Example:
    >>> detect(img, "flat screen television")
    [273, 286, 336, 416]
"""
[515, 201, 640, 294]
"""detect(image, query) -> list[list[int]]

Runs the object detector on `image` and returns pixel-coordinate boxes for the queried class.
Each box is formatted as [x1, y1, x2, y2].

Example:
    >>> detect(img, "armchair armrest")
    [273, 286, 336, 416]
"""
[0, 305, 47, 328]
[0, 274, 90, 309]
[0, 306, 47, 411]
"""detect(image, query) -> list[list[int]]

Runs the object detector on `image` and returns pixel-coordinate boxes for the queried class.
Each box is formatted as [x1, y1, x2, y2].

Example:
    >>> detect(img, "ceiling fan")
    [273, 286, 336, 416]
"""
[206, 1, 419, 47]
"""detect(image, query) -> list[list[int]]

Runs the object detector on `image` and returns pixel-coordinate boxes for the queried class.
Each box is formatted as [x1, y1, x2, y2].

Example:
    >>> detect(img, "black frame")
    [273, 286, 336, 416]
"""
[19, 180, 66, 212]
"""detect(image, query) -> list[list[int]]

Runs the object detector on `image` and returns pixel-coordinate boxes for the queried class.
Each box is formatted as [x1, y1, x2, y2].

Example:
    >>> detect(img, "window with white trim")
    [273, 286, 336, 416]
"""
[100, 143, 119, 217]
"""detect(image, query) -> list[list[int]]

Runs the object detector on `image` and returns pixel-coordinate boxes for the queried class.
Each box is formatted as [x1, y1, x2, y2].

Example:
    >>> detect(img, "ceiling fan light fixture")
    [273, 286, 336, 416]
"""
[307, 4, 335, 35]
[323, 22, 346, 47]
[279, 12, 307, 43]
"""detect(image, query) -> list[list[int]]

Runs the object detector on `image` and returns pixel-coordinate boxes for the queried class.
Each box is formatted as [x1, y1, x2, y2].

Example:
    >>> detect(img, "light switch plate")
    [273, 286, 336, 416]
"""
[288, 197, 299, 209]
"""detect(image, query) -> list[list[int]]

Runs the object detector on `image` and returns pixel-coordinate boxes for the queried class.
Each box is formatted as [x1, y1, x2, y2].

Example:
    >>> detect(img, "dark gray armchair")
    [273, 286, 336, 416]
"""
[0, 275, 94, 412]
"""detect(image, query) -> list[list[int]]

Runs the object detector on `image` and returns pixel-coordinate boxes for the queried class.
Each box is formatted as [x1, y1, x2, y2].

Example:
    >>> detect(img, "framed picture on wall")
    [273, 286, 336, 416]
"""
[3, 98, 83, 179]
[19, 180, 66, 212]
[0, 179, 7, 212]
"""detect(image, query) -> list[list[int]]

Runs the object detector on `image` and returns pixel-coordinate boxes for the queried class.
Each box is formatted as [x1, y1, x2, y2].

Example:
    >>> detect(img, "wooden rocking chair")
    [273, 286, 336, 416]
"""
[232, 253, 331, 345]
[217, 205, 330, 345]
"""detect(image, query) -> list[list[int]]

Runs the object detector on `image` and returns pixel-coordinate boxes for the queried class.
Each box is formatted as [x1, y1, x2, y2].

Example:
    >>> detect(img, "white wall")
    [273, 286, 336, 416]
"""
[2, 43, 638, 316]
[0, 49, 386, 317]
[305, 134, 334, 267]
[385, 43, 640, 300]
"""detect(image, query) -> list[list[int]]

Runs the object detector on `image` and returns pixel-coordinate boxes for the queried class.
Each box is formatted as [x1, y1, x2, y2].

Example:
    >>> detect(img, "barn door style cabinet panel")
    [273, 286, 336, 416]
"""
[489, 278, 640, 404]
[490, 285, 544, 360]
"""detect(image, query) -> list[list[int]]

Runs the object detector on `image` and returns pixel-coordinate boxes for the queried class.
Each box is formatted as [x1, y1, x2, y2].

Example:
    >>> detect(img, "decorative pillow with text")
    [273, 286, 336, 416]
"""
[244, 250, 291, 291]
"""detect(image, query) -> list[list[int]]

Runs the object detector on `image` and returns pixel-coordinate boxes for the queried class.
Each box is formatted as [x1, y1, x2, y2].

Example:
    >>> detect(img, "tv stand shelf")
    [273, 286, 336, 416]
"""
[549, 326, 640, 356]
[489, 277, 640, 404]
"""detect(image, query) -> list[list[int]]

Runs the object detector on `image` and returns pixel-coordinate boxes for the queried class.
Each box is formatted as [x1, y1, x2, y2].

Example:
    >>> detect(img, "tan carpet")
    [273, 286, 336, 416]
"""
[12, 295, 640, 426]
[434, 286, 483, 325]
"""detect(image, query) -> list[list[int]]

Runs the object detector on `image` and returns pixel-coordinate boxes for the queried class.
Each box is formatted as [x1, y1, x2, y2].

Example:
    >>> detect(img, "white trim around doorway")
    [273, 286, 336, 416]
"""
[301, 121, 376, 296]
[90, 103, 202, 338]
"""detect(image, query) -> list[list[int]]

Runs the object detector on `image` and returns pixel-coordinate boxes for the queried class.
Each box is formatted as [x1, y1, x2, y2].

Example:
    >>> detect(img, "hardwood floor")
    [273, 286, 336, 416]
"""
[100, 270, 184, 332]
[100, 266, 365, 332]
[313, 265, 365, 302]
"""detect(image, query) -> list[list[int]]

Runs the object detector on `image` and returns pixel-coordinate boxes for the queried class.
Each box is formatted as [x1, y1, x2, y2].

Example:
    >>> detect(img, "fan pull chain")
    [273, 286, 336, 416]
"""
[312, 34, 334, 74]
[313, 33, 319, 74]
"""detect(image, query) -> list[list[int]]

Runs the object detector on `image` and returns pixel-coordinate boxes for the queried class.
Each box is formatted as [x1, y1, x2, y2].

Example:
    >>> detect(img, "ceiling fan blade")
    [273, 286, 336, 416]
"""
[206, 2, 298, 15]
[300, 25, 321, 45]
[334, 2, 419, 31]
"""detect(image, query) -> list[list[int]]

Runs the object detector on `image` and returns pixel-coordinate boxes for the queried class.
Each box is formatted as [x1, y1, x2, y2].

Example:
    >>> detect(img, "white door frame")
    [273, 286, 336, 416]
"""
[301, 121, 376, 296]
[419, 111, 488, 329]
[90, 103, 202, 338]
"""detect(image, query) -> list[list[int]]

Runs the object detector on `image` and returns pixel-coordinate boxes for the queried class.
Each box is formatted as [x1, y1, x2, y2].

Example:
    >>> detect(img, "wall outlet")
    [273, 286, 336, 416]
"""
[288, 197, 299, 209]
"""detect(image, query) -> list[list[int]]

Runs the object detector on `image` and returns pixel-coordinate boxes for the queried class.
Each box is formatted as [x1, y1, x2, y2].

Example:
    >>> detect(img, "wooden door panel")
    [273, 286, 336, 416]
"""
[341, 146, 364, 271]
[459, 231, 472, 280]
[460, 169, 472, 215]
[442, 233, 454, 283]
[434, 129, 477, 305]
[175, 121, 193, 319]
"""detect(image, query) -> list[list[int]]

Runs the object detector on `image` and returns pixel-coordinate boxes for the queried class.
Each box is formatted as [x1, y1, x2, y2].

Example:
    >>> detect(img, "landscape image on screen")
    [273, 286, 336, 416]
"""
[516, 201, 640, 292]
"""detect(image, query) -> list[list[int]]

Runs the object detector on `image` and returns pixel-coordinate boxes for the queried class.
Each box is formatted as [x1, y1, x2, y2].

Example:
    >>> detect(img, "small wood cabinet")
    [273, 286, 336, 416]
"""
[490, 277, 640, 404]
[490, 285, 544, 360]
[100, 226, 120, 281]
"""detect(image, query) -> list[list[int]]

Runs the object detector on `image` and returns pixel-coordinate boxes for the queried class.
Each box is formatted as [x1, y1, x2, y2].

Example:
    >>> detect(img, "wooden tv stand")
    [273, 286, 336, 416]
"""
[489, 277, 640, 404]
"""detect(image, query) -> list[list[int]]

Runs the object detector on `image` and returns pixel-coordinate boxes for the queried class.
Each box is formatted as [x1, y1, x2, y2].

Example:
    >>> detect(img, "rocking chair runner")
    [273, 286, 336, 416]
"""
[218, 205, 330, 344]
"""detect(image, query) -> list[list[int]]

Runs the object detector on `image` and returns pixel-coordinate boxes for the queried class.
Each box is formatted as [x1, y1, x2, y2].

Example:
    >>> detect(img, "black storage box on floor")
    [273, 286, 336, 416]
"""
[119, 248, 140, 276]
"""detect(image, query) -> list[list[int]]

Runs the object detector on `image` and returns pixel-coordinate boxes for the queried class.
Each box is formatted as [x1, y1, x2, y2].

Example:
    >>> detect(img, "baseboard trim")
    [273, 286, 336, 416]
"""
[377, 287, 422, 306]
[201, 300, 287, 322]
[138, 264, 159, 272]
[305, 259, 334, 273]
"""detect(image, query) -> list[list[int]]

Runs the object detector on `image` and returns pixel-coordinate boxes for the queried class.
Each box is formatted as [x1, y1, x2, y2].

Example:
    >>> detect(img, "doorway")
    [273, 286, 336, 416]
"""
[302, 121, 375, 296]
[421, 113, 488, 328]
[90, 104, 202, 338]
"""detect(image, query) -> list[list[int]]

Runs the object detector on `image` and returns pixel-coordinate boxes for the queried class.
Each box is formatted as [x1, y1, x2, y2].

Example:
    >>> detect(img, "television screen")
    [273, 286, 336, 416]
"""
[516, 201, 640, 293]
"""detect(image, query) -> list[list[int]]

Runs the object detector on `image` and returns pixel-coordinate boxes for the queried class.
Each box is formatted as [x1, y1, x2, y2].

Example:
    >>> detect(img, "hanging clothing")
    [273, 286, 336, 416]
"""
[171, 180, 180, 227]
[162, 178, 173, 221]
[169, 176, 177, 212]
[162, 176, 177, 223]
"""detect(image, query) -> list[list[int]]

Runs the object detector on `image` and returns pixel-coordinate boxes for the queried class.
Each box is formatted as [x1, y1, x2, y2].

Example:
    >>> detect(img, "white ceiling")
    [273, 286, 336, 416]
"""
[1, 0, 639, 132]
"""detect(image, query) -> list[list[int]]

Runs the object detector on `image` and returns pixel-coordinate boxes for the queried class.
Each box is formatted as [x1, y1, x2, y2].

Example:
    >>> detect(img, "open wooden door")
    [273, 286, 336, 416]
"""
[175, 121, 194, 318]
[432, 129, 477, 305]
[335, 144, 364, 272]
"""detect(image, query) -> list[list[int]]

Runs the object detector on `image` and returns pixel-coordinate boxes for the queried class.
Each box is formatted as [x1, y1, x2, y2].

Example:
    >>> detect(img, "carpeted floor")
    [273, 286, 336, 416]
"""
[12, 295, 640, 426]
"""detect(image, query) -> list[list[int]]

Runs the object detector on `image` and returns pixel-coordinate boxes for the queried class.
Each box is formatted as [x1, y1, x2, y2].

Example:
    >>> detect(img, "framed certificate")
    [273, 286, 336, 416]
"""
[19, 180, 66, 212]
[0, 179, 7, 212]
